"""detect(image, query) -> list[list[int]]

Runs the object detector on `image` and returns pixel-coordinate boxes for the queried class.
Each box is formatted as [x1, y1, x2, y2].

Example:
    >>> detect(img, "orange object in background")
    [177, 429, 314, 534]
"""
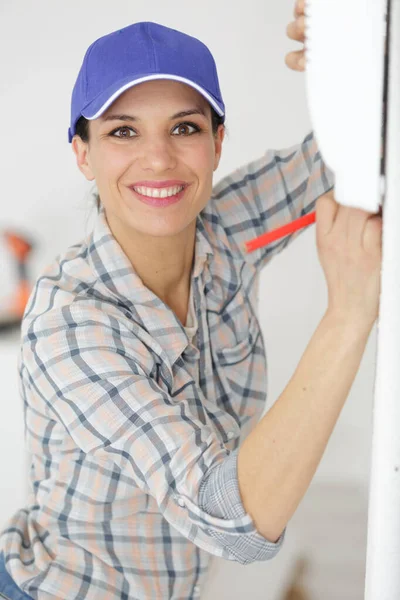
[1, 230, 34, 331]
[12, 279, 31, 319]
[4, 231, 32, 263]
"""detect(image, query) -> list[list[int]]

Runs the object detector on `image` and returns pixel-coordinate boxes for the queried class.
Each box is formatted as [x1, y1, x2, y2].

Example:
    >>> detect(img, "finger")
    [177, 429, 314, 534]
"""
[347, 207, 380, 253]
[363, 215, 383, 254]
[316, 191, 339, 237]
[347, 208, 370, 252]
[294, 0, 305, 18]
[331, 203, 353, 248]
[285, 50, 305, 71]
[286, 17, 305, 43]
[336, 205, 373, 252]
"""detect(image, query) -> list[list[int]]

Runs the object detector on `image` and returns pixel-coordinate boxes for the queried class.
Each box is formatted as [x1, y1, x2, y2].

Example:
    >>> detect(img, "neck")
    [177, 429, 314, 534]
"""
[105, 210, 196, 309]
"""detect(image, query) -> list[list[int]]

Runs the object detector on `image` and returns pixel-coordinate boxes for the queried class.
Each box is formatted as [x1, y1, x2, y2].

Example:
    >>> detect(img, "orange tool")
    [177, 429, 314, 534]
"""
[0, 230, 34, 332]
[245, 211, 317, 253]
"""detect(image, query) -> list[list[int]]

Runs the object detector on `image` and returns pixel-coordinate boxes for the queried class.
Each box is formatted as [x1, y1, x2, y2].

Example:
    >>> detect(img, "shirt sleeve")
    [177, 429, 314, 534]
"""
[24, 302, 283, 565]
[208, 130, 335, 271]
[198, 448, 286, 564]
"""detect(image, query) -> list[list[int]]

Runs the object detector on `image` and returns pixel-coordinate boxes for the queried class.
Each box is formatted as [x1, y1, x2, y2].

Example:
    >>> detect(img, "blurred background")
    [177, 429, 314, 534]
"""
[0, 1, 376, 598]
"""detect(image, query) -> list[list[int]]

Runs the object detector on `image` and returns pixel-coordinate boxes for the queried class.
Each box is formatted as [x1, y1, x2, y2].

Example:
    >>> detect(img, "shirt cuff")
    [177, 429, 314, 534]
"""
[197, 448, 286, 564]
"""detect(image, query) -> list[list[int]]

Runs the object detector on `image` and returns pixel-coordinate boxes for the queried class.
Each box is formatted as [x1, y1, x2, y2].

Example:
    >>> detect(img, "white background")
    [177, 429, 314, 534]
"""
[0, 0, 376, 597]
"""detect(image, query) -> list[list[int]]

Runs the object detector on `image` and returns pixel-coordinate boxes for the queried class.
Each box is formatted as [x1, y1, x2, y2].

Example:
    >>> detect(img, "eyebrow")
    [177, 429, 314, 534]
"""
[101, 107, 208, 122]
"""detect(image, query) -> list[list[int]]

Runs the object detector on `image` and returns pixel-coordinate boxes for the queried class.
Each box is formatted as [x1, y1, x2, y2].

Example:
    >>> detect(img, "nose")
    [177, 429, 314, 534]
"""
[137, 134, 177, 173]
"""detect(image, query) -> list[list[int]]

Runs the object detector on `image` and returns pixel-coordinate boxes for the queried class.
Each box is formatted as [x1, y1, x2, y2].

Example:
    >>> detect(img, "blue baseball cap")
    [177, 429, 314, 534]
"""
[68, 21, 225, 143]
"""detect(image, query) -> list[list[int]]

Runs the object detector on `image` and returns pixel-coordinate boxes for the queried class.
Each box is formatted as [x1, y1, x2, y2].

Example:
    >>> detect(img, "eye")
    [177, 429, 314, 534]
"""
[109, 126, 136, 139]
[172, 122, 201, 136]
[108, 122, 201, 139]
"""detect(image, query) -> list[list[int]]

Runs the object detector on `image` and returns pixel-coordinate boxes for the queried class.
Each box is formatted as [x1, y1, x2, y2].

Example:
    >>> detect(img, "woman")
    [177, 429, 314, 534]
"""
[0, 7, 382, 600]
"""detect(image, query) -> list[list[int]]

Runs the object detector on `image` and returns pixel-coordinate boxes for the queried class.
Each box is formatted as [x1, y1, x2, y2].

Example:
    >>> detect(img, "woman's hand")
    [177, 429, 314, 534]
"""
[285, 0, 306, 71]
[316, 191, 383, 331]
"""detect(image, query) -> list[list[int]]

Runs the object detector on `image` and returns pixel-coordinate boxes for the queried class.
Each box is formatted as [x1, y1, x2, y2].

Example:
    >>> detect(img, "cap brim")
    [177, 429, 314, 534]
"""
[81, 73, 225, 121]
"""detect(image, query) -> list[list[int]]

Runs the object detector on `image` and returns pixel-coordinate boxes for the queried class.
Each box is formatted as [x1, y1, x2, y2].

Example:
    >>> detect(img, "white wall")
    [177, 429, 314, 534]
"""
[0, 0, 375, 594]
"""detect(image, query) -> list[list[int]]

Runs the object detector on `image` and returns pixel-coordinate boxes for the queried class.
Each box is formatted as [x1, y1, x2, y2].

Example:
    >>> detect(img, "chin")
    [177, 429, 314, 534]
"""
[126, 212, 196, 239]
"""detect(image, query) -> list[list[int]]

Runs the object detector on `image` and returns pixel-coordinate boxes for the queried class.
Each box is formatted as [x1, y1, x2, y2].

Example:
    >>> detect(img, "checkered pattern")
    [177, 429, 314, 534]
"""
[0, 131, 334, 599]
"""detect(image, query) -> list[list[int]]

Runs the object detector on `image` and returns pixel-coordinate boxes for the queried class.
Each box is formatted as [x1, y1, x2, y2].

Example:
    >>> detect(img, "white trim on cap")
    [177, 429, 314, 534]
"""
[83, 74, 224, 119]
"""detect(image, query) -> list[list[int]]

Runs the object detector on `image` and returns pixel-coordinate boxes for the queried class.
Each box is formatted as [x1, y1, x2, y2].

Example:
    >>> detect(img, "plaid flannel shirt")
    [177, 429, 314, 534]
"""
[0, 131, 334, 599]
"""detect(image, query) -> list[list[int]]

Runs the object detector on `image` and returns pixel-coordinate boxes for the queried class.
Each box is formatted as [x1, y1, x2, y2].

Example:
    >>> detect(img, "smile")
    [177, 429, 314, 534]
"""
[132, 185, 185, 198]
[129, 185, 187, 207]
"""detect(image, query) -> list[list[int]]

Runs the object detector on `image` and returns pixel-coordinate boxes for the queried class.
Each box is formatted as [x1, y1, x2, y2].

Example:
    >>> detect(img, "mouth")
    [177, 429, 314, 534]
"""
[128, 184, 188, 207]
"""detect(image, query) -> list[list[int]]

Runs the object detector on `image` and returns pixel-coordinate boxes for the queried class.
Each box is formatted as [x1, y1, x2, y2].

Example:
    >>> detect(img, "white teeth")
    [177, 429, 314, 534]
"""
[133, 185, 185, 198]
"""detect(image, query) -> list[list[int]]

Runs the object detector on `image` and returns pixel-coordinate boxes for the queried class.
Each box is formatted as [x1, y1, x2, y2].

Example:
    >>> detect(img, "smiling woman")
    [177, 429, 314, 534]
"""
[0, 17, 339, 600]
[74, 106, 225, 211]
[71, 78, 225, 315]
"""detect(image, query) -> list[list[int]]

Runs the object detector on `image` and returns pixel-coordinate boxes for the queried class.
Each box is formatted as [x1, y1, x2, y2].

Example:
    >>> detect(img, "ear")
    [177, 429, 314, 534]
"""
[71, 136, 96, 182]
[213, 125, 225, 171]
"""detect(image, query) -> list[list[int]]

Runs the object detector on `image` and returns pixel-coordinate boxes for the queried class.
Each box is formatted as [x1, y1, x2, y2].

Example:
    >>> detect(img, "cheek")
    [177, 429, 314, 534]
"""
[94, 146, 131, 179]
[181, 139, 215, 178]
[91, 150, 131, 203]
[187, 143, 216, 208]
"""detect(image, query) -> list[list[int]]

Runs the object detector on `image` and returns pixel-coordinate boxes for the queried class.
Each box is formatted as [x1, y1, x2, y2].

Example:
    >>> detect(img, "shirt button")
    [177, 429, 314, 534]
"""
[194, 584, 201, 595]
[227, 431, 235, 439]
[177, 497, 186, 507]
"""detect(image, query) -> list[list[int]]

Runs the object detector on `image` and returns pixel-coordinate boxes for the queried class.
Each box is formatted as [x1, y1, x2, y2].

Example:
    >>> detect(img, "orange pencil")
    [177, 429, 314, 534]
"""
[245, 211, 317, 253]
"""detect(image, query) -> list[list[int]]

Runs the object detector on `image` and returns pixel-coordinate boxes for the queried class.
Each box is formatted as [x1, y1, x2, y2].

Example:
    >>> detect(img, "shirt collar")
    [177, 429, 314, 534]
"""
[87, 205, 214, 370]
